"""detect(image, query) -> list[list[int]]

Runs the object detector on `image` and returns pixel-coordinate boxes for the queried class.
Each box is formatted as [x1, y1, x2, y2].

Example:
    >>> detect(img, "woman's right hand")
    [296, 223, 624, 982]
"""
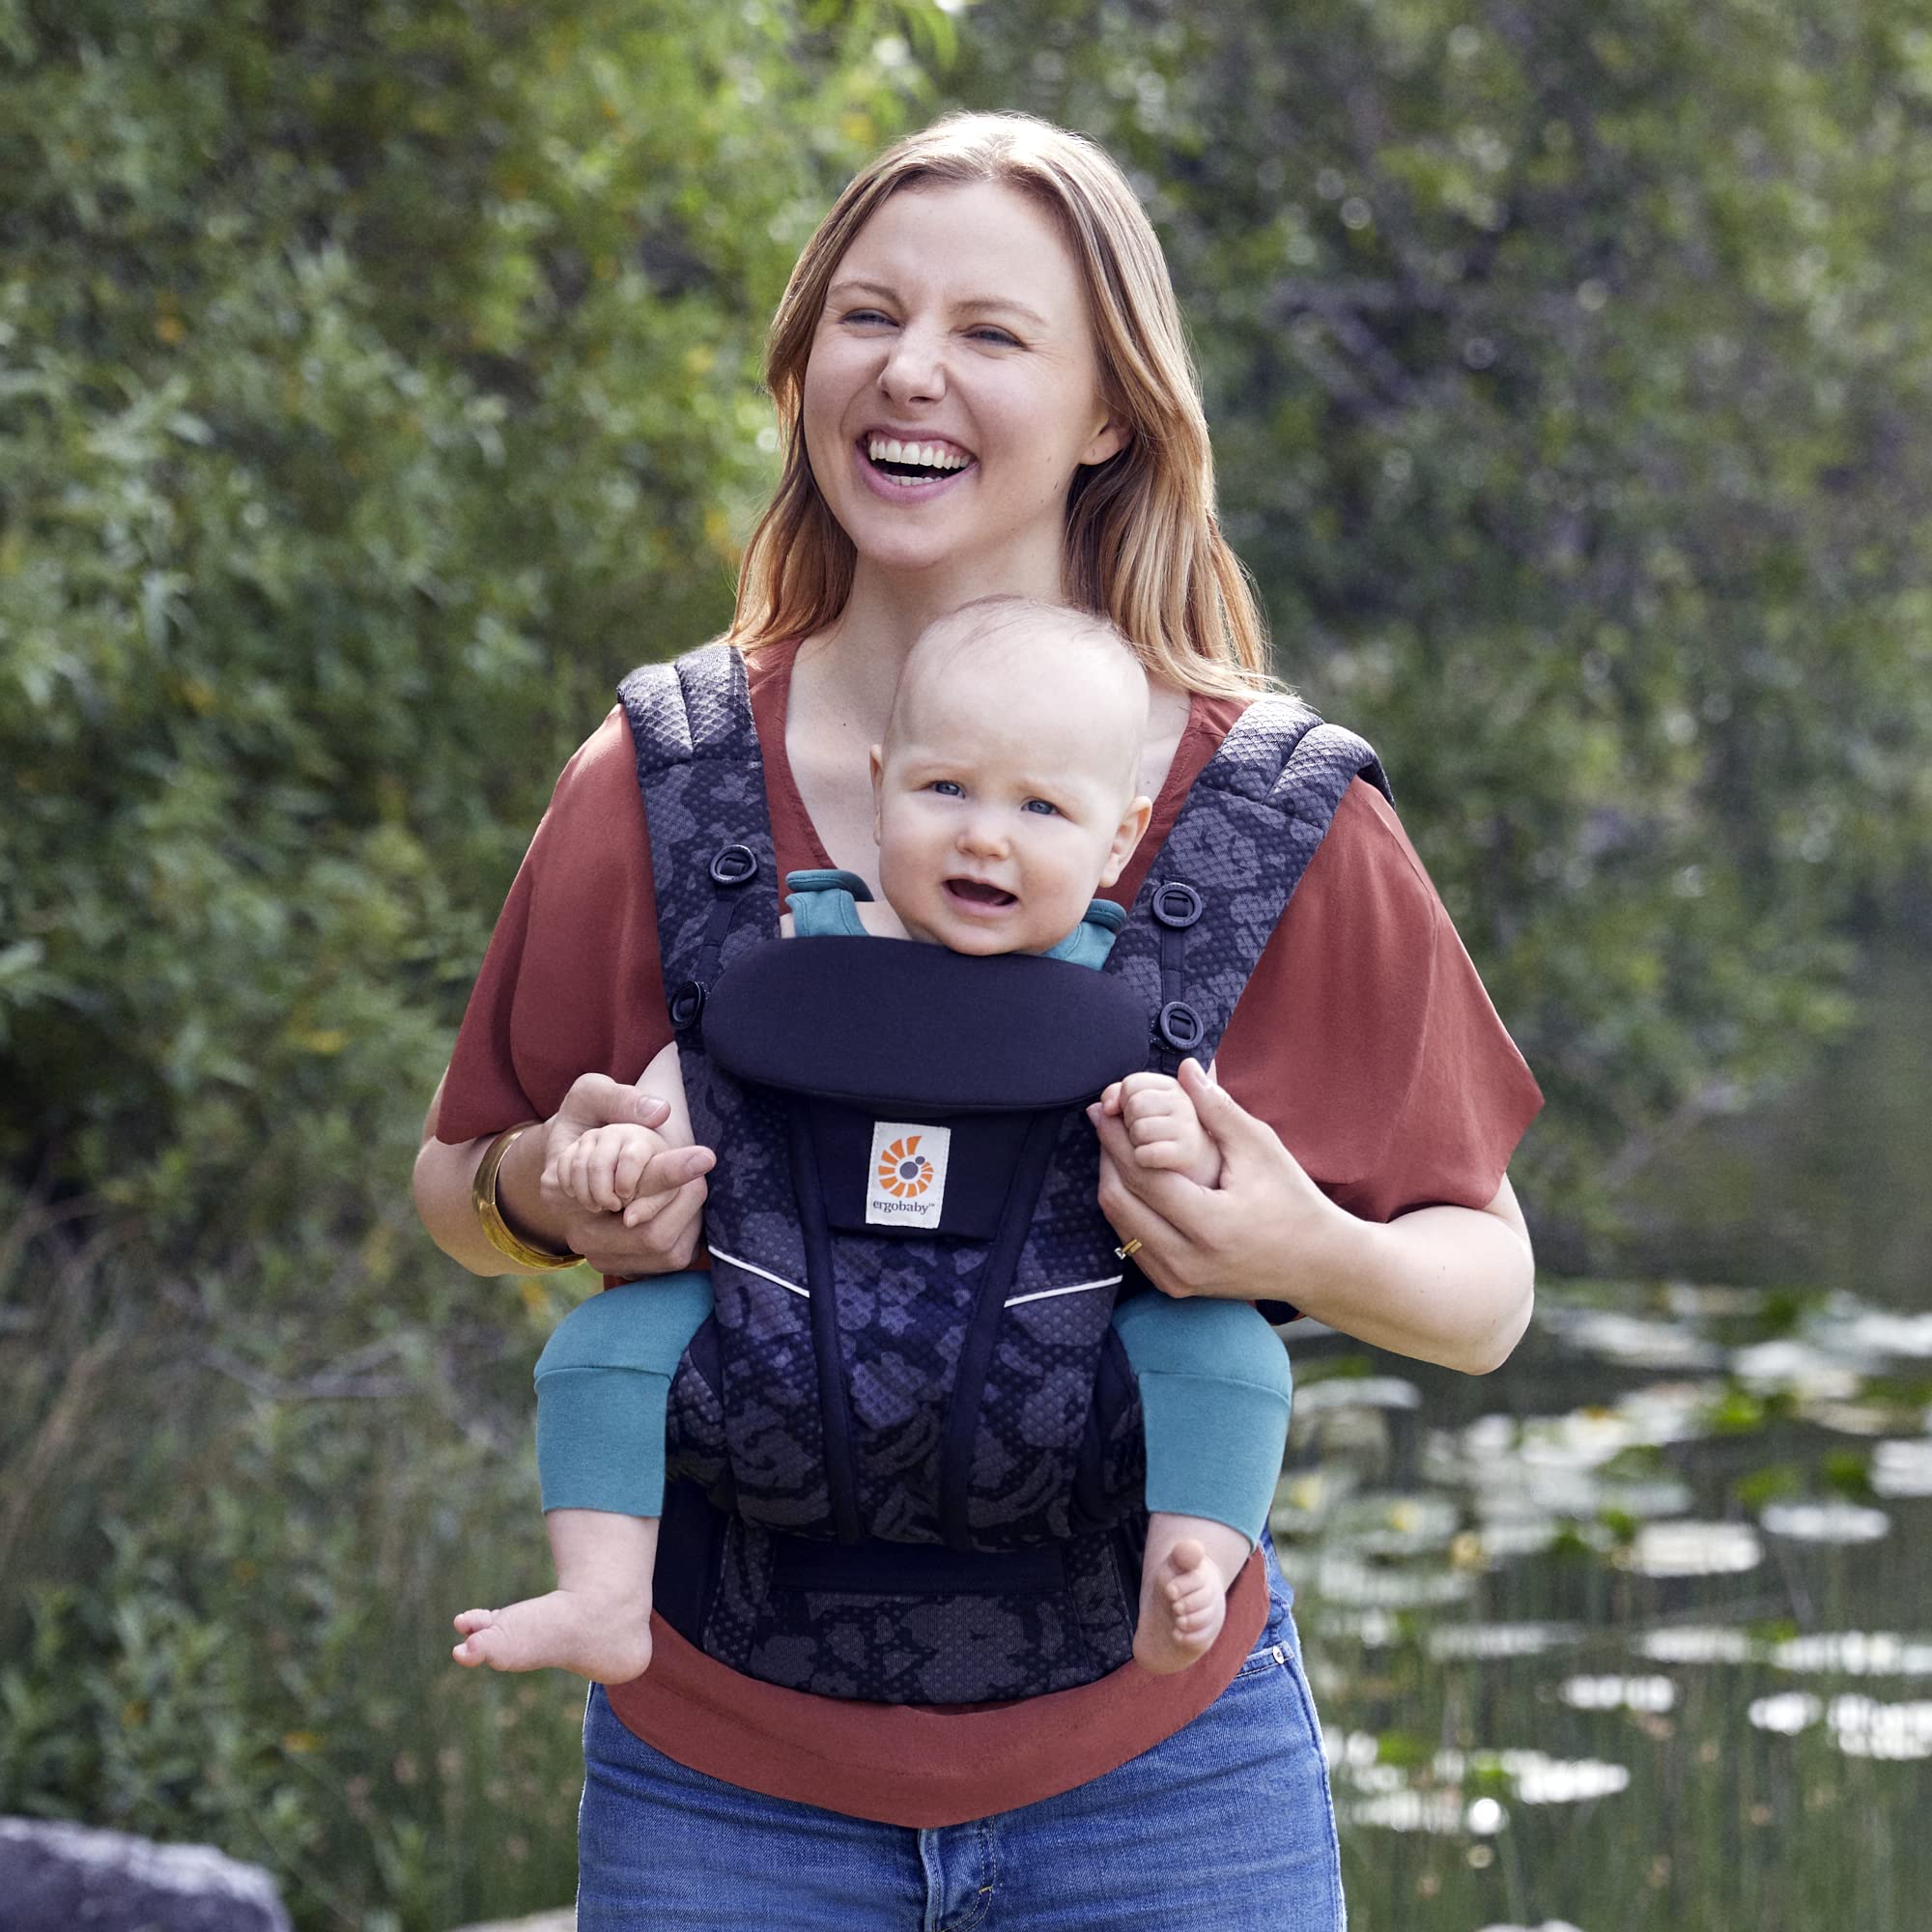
[532, 1073, 716, 1276]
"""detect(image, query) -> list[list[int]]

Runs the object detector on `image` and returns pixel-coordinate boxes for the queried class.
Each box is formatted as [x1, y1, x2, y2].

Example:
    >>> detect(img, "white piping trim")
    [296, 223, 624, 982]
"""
[707, 1251, 1120, 1309]
[1004, 1274, 1123, 1307]
[708, 1245, 810, 1298]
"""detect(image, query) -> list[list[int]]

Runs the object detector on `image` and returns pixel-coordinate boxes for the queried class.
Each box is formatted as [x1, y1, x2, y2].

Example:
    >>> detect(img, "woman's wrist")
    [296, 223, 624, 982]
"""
[1272, 1195, 1381, 1327]
[492, 1119, 577, 1259]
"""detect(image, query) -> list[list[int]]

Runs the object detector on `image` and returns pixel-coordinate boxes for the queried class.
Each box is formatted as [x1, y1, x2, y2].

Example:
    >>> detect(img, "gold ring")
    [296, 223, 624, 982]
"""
[1115, 1238, 1143, 1261]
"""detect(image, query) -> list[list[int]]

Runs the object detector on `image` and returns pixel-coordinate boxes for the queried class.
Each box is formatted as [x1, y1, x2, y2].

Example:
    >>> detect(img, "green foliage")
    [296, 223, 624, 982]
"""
[1733, 1461, 1807, 1510]
[0, 4, 938, 1922]
[945, 0, 1932, 1228]
[6, 1, 1932, 1922]
[1820, 1447, 1875, 1500]
[0, 0, 938, 1277]
[0, 1217, 612, 1926]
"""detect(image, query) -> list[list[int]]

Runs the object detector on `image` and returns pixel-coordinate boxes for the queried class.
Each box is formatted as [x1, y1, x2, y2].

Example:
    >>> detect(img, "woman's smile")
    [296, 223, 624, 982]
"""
[852, 426, 980, 502]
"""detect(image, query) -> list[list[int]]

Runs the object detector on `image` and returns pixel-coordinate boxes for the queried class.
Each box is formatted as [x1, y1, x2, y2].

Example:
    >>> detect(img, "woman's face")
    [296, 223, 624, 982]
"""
[801, 180, 1126, 598]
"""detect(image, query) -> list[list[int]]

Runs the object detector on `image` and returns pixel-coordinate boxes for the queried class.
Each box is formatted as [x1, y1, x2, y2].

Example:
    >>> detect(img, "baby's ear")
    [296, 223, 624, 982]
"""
[1099, 793, 1154, 889]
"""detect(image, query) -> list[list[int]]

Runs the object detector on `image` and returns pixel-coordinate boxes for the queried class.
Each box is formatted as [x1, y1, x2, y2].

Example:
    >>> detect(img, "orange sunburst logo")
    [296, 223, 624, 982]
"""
[876, 1135, 934, 1198]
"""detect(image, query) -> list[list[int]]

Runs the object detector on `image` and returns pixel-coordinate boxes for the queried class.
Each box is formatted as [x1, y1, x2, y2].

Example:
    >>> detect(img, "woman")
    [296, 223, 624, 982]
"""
[414, 111, 1539, 1928]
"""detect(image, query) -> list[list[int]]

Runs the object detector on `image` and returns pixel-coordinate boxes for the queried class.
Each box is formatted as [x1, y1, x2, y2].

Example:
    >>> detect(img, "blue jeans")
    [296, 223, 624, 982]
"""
[576, 1552, 1344, 1930]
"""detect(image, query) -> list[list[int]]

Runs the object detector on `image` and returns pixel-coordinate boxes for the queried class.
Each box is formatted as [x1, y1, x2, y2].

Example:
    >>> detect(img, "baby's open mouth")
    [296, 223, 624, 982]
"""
[946, 878, 1015, 907]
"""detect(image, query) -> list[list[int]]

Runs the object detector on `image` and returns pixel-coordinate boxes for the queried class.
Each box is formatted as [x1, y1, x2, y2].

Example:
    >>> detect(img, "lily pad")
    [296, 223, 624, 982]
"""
[1759, 1500, 1890, 1544]
[1622, 1520, 1762, 1577]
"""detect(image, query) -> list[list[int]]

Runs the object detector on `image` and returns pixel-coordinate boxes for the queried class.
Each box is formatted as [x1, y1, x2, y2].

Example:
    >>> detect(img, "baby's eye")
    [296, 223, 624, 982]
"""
[928, 779, 964, 797]
[1022, 797, 1061, 816]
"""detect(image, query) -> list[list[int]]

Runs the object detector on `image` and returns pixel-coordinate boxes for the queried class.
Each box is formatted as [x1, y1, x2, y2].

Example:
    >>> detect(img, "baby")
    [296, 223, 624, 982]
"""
[452, 598, 1290, 1684]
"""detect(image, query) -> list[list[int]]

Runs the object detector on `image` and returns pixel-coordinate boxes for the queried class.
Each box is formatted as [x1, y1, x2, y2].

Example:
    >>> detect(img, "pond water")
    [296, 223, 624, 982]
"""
[1602, 942, 1932, 1312]
[1282, 1277, 1932, 1932]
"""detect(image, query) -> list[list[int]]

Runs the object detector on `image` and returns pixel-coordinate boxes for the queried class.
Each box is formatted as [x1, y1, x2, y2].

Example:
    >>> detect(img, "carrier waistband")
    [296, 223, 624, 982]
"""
[768, 1533, 1070, 1598]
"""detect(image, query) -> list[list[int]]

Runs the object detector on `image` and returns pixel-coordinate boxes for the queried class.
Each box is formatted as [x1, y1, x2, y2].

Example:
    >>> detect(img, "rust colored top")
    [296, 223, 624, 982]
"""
[439, 637, 1543, 1824]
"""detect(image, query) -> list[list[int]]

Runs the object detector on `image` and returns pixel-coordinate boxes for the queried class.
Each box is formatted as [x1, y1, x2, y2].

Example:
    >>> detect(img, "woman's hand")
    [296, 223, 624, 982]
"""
[1091, 1059, 1345, 1305]
[1090, 1058, 1535, 1374]
[531, 1074, 715, 1276]
[414, 1070, 717, 1280]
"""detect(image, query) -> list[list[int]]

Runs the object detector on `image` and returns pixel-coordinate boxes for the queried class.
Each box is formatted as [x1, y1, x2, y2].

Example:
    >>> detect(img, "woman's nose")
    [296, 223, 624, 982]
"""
[877, 322, 947, 404]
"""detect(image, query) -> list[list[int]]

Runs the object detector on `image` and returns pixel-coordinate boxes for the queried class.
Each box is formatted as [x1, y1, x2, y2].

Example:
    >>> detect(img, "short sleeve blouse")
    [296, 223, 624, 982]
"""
[437, 637, 1542, 1821]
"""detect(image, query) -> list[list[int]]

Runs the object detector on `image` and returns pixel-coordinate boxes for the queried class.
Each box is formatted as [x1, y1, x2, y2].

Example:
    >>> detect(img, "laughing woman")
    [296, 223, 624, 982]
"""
[413, 111, 1539, 1929]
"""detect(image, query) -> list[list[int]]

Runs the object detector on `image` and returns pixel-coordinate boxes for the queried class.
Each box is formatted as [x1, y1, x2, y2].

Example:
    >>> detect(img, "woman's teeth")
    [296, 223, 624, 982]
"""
[867, 437, 972, 482]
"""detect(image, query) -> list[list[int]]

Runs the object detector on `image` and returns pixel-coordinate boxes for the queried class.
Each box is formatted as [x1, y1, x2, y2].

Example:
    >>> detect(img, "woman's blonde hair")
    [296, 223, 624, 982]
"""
[727, 111, 1273, 696]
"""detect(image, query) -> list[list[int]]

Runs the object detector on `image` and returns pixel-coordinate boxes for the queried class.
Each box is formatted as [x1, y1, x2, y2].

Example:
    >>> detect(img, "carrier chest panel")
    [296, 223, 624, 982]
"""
[621, 643, 1387, 1702]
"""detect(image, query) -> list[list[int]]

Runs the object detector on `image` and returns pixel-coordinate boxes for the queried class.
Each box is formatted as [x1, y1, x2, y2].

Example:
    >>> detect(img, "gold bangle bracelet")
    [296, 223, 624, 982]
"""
[472, 1124, 580, 1272]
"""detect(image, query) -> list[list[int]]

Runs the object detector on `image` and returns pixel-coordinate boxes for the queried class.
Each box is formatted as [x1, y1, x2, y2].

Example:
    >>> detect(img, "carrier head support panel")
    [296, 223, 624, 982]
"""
[618, 643, 1387, 1704]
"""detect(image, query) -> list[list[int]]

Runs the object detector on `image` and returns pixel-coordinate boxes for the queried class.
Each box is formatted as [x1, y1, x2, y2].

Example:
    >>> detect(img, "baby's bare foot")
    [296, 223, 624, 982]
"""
[1133, 1535, 1232, 1675]
[450, 1588, 653, 1684]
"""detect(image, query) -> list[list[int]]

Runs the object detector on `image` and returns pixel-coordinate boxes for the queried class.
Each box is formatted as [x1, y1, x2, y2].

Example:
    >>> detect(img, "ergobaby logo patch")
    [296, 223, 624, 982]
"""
[866, 1122, 952, 1229]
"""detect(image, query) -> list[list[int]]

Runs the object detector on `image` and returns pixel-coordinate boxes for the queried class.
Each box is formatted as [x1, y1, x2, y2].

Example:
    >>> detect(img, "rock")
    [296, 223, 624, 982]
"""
[0, 1818, 293, 1932]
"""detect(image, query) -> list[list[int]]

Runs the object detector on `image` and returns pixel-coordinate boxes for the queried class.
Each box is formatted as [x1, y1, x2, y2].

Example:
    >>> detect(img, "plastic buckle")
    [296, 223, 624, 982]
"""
[1156, 1000, 1204, 1053]
[709, 843, 758, 887]
[669, 980, 707, 1030]
[1151, 881, 1204, 928]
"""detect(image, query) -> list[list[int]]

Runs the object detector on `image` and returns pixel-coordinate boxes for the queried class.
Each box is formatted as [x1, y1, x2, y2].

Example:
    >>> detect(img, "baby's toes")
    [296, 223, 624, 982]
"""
[1169, 1568, 1212, 1604]
[1171, 1591, 1213, 1631]
[1165, 1572, 1217, 1618]
[452, 1606, 495, 1635]
[452, 1619, 516, 1667]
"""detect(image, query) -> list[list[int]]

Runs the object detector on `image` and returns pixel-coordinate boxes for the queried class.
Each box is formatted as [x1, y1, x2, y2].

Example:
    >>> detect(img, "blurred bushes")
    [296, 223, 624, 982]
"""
[950, 0, 1932, 1229]
[3, 0, 1931, 1923]
[1, 0, 943, 1276]
[0, 2, 941, 1922]
[1, 1201, 610, 1926]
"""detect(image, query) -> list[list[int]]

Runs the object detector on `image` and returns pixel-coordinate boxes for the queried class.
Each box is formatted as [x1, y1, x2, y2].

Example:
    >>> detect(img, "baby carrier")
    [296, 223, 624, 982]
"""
[622, 644, 1388, 1704]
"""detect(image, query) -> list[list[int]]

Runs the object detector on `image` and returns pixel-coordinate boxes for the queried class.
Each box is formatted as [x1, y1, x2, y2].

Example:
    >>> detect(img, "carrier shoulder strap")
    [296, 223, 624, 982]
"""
[616, 643, 781, 1032]
[1105, 695, 1391, 1074]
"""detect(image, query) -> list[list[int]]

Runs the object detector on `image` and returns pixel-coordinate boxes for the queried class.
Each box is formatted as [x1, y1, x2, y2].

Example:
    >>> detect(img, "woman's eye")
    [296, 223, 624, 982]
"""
[969, 326, 1020, 347]
[844, 308, 895, 327]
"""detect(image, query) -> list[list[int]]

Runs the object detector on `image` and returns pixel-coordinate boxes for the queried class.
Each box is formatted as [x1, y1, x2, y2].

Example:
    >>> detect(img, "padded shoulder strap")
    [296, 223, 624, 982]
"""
[1105, 696, 1391, 1072]
[786, 885, 868, 939]
[616, 644, 781, 1027]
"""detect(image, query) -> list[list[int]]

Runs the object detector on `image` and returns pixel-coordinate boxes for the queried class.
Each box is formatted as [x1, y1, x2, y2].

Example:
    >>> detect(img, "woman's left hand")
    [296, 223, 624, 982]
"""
[1090, 1057, 1348, 1304]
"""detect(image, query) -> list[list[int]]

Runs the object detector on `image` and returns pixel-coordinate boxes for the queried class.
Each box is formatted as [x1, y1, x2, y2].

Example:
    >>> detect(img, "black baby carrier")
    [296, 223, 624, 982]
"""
[623, 644, 1387, 1703]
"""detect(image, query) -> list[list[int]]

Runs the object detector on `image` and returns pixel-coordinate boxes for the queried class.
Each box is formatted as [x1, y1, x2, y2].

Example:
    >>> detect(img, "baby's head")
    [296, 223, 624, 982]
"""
[869, 597, 1153, 956]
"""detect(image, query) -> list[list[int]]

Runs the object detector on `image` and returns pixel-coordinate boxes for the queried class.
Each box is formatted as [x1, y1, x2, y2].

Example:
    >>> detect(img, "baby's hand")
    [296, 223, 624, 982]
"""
[1099, 1070, 1223, 1189]
[548, 1122, 676, 1213]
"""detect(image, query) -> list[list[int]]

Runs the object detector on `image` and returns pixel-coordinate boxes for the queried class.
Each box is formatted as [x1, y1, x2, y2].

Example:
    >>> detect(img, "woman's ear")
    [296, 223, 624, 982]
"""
[1079, 417, 1129, 468]
[869, 744, 886, 845]
[1098, 793, 1153, 889]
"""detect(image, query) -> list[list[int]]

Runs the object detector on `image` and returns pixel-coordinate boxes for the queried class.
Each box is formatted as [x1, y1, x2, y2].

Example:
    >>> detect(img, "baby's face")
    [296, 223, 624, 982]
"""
[870, 653, 1151, 956]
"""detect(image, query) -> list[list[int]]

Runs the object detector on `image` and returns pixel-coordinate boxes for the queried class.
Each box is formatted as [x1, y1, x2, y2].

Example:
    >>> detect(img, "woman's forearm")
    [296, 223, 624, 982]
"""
[1093, 1065, 1535, 1377]
[412, 1073, 578, 1277]
[1290, 1179, 1534, 1376]
[413, 1067, 714, 1278]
